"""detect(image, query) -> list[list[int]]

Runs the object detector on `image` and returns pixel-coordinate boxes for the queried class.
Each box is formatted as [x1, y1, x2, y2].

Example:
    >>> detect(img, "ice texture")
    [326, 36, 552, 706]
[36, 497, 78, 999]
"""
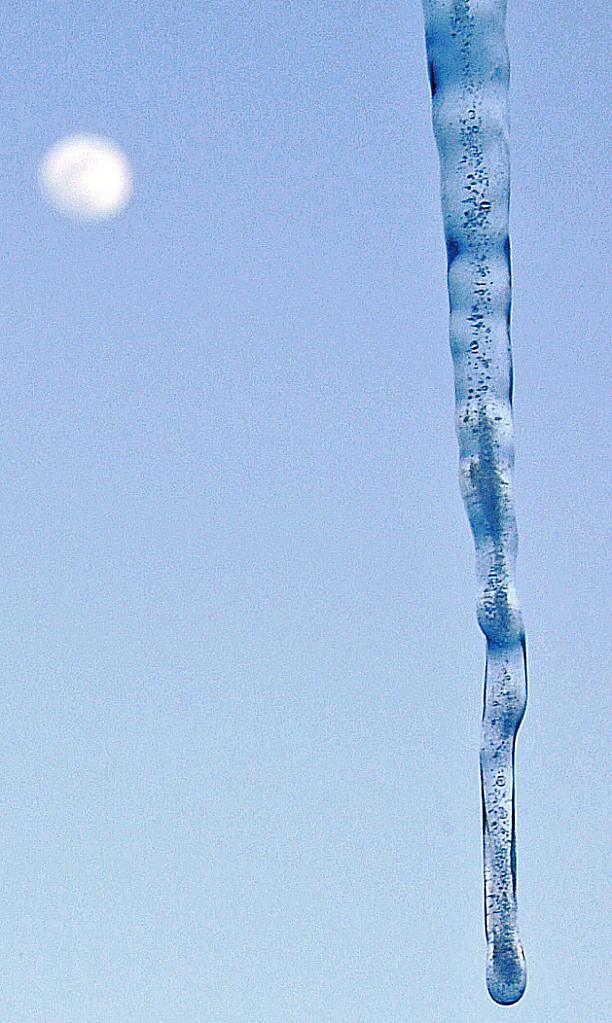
[422, 0, 527, 1004]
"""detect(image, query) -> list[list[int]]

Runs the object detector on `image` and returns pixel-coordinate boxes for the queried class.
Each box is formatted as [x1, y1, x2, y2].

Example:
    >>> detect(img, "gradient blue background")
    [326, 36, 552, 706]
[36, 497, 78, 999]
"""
[1, 1, 611, 1018]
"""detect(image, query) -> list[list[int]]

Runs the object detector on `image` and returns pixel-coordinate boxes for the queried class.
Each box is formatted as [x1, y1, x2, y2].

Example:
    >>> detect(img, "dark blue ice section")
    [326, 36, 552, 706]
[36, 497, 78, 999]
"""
[422, 0, 527, 1004]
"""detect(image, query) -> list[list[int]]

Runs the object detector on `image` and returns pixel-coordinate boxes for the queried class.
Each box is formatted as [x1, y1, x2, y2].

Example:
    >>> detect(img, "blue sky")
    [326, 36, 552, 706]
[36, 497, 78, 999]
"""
[1, 1, 611, 1019]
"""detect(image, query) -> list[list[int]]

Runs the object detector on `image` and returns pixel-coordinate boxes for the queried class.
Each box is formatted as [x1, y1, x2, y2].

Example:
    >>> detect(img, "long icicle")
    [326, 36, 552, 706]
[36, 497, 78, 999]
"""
[422, 0, 527, 1004]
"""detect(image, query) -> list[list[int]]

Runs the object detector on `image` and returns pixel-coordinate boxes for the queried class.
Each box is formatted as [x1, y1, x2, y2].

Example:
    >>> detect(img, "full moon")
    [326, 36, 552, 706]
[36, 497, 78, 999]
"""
[38, 134, 133, 221]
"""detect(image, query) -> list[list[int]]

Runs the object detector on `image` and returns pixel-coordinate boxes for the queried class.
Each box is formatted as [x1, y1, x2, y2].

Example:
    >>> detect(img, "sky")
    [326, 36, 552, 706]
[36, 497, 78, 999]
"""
[1, 1, 611, 1019]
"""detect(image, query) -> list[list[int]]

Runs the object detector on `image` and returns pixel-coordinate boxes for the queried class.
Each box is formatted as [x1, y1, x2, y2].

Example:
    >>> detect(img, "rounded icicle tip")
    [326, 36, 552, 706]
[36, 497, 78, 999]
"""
[38, 134, 133, 221]
[486, 938, 527, 1005]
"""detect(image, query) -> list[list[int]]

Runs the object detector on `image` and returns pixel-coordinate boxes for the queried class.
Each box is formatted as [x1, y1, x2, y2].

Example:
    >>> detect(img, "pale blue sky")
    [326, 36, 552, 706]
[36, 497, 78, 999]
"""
[1, 1, 611, 1019]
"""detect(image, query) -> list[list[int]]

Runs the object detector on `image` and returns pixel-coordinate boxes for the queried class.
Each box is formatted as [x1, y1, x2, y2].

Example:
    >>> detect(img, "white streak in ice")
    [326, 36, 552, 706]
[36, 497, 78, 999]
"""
[422, 0, 527, 1004]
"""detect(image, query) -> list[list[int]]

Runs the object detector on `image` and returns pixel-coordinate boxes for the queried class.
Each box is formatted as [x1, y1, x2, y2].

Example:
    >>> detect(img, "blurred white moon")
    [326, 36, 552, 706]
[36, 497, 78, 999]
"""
[38, 134, 133, 221]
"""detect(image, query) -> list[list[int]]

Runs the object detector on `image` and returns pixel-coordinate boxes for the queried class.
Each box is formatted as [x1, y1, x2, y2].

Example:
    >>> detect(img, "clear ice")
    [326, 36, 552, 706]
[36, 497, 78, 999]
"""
[421, 0, 527, 1004]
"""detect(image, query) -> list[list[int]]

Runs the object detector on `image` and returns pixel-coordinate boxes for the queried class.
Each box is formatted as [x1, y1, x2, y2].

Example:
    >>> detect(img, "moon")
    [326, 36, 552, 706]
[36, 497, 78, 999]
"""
[38, 134, 133, 221]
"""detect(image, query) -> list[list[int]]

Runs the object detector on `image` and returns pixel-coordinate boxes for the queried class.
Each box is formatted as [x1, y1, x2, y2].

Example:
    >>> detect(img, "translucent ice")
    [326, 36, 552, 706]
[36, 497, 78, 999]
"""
[422, 0, 527, 1004]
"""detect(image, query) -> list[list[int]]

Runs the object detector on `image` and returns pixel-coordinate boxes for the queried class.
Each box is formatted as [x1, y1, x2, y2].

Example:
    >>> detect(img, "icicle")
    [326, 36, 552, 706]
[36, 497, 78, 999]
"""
[422, 0, 527, 1004]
